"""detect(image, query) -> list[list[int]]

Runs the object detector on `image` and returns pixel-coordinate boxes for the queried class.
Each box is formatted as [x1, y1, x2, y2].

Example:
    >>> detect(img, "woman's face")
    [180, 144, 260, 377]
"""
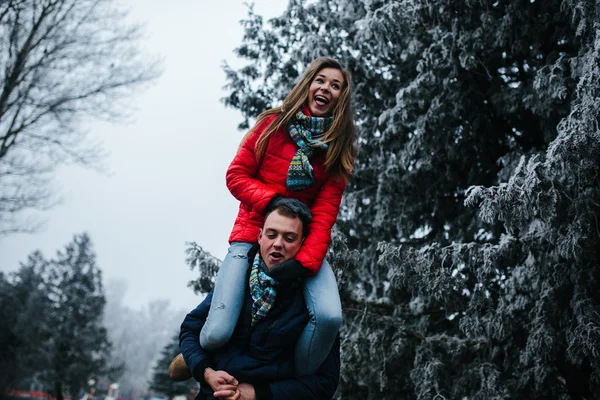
[307, 67, 345, 117]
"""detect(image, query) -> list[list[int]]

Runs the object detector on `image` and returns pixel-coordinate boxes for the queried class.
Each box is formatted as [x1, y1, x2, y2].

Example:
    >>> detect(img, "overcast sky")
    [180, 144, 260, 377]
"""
[0, 0, 287, 311]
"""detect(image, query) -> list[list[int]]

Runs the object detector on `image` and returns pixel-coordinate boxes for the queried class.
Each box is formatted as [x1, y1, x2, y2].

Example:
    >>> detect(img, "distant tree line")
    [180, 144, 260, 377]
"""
[147, 243, 213, 399]
[0, 233, 192, 400]
[185, 0, 600, 399]
[103, 282, 190, 397]
[0, 234, 119, 400]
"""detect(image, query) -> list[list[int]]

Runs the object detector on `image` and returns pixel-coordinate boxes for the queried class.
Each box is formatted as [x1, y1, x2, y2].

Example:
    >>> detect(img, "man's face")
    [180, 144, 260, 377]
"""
[258, 210, 303, 269]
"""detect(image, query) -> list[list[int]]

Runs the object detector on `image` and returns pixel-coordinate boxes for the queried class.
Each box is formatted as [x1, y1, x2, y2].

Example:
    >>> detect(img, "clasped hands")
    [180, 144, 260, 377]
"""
[204, 368, 256, 400]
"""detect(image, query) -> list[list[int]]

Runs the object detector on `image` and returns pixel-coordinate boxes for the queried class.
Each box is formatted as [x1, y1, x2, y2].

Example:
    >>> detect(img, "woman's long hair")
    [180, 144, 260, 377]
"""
[243, 57, 357, 178]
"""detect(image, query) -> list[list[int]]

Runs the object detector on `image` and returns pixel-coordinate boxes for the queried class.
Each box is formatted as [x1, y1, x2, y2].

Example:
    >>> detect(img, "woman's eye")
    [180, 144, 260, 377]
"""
[332, 84, 340, 90]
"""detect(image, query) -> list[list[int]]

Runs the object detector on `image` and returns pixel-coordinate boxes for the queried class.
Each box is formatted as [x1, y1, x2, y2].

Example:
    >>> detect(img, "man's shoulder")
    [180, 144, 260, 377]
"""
[186, 290, 215, 316]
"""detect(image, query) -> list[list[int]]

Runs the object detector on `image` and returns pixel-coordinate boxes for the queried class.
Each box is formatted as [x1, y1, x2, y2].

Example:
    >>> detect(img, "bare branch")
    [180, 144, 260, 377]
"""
[0, 0, 161, 235]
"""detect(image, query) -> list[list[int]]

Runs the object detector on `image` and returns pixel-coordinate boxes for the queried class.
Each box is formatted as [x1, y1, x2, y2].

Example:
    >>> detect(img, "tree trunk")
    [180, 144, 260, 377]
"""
[55, 381, 64, 400]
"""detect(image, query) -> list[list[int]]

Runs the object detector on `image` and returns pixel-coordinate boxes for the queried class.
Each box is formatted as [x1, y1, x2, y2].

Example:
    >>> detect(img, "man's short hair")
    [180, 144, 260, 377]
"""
[265, 197, 312, 238]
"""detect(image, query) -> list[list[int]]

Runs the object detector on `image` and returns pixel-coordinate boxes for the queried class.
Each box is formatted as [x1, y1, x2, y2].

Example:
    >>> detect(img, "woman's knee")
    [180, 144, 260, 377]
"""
[311, 305, 342, 332]
[200, 323, 232, 349]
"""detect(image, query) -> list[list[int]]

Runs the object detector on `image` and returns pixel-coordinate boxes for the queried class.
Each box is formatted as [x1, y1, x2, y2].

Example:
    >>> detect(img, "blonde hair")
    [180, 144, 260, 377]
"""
[243, 57, 357, 178]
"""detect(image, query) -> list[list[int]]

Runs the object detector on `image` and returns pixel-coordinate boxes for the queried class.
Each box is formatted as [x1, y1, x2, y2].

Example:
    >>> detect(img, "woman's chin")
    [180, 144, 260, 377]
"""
[309, 105, 330, 117]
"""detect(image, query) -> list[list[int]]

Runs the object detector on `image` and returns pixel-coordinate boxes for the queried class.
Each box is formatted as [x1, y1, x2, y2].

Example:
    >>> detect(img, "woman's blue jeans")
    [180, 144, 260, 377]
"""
[296, 257, 342, 375]
[199, 242, 342, 375]
[200, 242, 254, 350]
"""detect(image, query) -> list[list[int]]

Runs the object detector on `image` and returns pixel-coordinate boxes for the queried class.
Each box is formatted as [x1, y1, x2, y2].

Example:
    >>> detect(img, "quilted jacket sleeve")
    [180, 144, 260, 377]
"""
[294, 175, 346, 274]
[179, 292, 214, 382]
[226, 116, 281, 214]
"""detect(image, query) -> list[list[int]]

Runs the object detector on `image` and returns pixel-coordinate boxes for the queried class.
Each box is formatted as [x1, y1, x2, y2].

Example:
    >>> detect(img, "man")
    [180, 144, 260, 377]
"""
[176, 197, 340, 400]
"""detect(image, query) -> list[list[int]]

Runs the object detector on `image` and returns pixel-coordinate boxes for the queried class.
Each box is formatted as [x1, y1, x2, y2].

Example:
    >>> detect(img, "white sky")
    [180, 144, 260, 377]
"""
[0, 0, 288, 310]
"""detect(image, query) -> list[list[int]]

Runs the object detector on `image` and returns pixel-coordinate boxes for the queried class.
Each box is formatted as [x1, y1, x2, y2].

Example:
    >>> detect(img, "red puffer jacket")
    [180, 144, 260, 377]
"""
[226, 111, 346, 274]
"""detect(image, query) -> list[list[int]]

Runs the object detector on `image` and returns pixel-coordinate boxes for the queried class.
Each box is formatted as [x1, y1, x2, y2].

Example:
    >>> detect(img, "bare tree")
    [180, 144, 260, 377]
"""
[0, 0, 161, 235]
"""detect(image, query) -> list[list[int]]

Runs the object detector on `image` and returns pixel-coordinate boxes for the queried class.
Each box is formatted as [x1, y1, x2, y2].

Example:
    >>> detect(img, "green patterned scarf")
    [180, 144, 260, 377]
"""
[249, 253, 279, 327]
[286, 110, 333, 190]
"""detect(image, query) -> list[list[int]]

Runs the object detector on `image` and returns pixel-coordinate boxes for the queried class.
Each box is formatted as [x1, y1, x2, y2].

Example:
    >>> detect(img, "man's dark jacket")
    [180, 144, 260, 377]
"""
[179, 268, 340, 400]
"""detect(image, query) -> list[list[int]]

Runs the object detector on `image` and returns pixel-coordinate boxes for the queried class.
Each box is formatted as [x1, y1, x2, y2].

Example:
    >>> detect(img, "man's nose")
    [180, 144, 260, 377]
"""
[273, 236, 283, 248]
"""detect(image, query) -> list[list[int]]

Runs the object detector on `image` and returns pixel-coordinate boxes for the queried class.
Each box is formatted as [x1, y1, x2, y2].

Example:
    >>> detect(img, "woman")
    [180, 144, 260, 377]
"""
[201, 56, 356, 375]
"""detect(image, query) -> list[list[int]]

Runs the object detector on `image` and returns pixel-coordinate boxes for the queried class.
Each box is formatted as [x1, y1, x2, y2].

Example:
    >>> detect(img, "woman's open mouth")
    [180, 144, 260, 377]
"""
[314, 95, 329, 106]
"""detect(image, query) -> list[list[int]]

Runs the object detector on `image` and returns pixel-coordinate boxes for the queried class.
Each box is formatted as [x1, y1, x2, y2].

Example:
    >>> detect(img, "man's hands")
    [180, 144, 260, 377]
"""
[204, 368, 239, 399]
[237, 383, 256, 400]
[203, 368, 256, 400]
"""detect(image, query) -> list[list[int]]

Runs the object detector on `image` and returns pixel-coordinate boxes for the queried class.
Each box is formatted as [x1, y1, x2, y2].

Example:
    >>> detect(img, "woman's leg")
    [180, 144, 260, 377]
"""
[200, 242, 254, 349]
[295, 259, 342, 375]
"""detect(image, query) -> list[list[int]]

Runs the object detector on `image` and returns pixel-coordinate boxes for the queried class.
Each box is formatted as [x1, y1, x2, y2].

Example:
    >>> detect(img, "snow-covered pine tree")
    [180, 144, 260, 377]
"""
[0, 234, 116, 399]
[39, 234, 114, 400]
[217, 0, 599, 398]
[149, 334, 196, 399]
[0, 255, 52, 397]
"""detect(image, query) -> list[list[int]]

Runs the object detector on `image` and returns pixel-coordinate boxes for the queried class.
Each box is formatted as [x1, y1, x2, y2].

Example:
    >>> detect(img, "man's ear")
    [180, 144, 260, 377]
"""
[258, 229, 263, 244]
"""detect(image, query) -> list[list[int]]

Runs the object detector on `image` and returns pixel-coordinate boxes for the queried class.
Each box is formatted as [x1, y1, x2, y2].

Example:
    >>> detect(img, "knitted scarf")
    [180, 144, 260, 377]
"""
[249, 253, 279, 327]
[286, 110, 333, 190]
